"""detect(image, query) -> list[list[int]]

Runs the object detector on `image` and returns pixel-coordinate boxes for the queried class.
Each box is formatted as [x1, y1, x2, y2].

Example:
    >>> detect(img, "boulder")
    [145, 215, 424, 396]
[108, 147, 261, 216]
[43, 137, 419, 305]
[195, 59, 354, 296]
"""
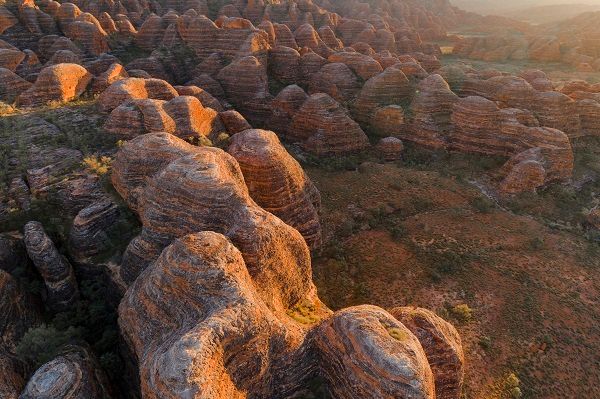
[289, 93, 369, 155]
[376, 137, 404, 161]
[16, 63, 91, 107]
[97, 77, 178, 112]
[19, 345, 111, 399]
[390, 307, 464, 399]
[312, 306, 435, 399]
[91, 63, 128, 94]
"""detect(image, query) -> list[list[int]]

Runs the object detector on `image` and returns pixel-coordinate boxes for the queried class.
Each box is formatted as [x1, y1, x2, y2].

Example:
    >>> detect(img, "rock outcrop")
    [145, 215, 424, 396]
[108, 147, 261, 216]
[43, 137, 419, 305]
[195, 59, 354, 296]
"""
[376, 137, 404, 161]
[97, 77, 178, 112]
[228, 129, 322, 249]
[119, 231, 296, 398]
[0, 270, 41, 399]
[390, 307, 465, 399]
[104, 95, 224, 140]
[217, 55, 273, 125]
[23, 221, 79, 312]
[409, 74, 458, 148]
[17, 63, 91, 107]
[19, 345, 112, 399]
[312, 306, 435, 399]
[0, 66, 33, 102]
[68, 199, 120, 263]
[288, 93, 369, 155]
[0, 233, 28, 273]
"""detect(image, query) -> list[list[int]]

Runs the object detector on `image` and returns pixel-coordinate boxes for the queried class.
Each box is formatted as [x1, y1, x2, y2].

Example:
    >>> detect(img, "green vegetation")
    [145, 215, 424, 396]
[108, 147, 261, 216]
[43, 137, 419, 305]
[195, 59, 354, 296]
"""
[286, 300, 323, 325]
[16, 278, 124, 380]
[450, 303, 474, 324]
[386, 326, 410, 341]
[16, 324, 83, 367]
[82, 155, 113, 176]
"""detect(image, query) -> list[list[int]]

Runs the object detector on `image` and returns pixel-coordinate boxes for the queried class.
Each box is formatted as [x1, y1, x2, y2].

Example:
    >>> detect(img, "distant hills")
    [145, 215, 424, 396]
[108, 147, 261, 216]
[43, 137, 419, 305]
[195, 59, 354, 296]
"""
[452, 0, 600, 22]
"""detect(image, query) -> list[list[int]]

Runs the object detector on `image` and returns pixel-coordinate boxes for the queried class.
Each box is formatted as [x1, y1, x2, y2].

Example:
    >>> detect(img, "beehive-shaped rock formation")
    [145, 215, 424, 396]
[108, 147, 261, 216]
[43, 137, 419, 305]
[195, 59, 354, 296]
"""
[228, 129, 322, 249]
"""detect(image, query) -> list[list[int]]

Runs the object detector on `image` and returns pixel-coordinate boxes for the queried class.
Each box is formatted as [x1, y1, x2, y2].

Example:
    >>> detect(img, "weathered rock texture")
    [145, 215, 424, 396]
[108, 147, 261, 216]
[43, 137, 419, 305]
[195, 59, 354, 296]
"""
[19, 345, 112, 399]
[104, 96, 224, 140]
[23, 221, 79, 312]
[114, 131, 462, 399]
[228, 129, 322, 249]
[68, 199, 120, 263]
[409, 74, 458, 148]
[289, 93, 369, 155]
[97, 77, 178, 112]
[17, 63, 91, 107]
[390, 307, 465, 399]
[0, 270, 41, 399]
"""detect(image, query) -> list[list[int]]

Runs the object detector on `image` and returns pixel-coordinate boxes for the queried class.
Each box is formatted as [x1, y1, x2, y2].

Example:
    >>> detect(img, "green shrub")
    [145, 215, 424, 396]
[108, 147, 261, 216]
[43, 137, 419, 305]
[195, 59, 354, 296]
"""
[16, 325, 82, 367]
[478, 335, 492, 351]
[450, 304, 473, 323]
[528, 237, 545, 250]
[82, 155, 112, 175]
[471, 196, 494, 213]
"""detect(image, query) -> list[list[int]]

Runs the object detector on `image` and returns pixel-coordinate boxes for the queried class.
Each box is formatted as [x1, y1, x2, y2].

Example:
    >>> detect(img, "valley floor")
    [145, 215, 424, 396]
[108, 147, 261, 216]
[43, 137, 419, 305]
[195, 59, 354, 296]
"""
[307, 153, 600, 398]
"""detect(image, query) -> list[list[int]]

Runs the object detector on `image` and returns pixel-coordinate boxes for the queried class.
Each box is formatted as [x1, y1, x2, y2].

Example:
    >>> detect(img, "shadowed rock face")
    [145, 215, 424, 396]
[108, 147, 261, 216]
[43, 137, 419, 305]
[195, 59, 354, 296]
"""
[227, 129, 322, 250]
[19, 345, 112, 399]
[0, 270, 41, 349]
[0, 233, 28, 274]
[23, 221, 79, 312]
[0, 350, 27, 399]
[16, 63, 91, 107]
[390, 307, 465, 399]
[68, 199, 120, 263]
[0, 270, 41, 399]
[0, 68, 31, 103]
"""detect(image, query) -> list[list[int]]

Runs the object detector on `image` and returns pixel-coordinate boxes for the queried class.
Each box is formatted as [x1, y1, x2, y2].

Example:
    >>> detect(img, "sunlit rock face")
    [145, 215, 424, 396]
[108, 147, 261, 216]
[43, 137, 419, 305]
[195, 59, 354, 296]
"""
[390, 307, 465, 399]
[288, 93, 369, 155]
[113, 131, 464, 399]
[16, 63, 91, 107]
[227, 129, 322, 250]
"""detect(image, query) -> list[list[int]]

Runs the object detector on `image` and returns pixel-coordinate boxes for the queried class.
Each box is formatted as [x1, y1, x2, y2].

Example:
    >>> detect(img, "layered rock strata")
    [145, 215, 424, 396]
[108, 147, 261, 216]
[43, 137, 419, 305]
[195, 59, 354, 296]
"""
[227, 129, 322, 249]
[23, 221, 79, 312]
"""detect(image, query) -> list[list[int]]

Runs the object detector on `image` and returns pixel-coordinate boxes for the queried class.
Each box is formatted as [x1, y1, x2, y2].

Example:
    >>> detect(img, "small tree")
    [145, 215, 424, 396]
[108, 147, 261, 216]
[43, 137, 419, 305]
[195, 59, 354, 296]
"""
[16, 324, 82, 367]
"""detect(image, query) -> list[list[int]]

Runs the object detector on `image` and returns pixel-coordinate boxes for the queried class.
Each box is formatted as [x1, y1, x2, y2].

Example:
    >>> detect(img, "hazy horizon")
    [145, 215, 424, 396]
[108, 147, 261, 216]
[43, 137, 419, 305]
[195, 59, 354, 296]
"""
[452, 0, 600, 14]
